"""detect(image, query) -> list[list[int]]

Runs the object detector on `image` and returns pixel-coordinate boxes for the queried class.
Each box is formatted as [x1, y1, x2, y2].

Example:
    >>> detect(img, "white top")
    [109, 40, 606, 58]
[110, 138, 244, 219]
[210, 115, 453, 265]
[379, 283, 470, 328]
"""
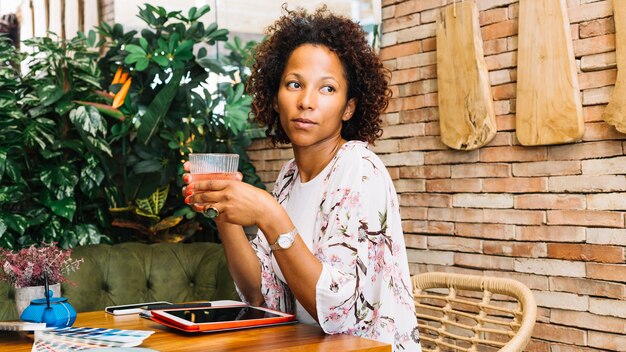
[239, 141, 421, 352]
[270, 160, 331, 325]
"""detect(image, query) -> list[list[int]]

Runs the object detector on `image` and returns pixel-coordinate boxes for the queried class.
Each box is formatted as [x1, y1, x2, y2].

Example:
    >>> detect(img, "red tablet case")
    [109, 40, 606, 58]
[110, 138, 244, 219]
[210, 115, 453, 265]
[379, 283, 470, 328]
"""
[150, 305, 296, 332]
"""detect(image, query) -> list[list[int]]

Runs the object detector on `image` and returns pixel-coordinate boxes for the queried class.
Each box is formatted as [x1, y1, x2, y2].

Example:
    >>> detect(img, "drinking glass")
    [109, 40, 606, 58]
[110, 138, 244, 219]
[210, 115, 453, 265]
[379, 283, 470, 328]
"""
[189, 153, 239, 180]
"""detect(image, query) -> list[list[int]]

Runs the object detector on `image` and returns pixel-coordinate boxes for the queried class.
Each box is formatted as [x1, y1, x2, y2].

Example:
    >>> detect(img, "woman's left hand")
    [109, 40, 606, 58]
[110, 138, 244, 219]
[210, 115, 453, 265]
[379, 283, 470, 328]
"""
[182, 162, 279, 227]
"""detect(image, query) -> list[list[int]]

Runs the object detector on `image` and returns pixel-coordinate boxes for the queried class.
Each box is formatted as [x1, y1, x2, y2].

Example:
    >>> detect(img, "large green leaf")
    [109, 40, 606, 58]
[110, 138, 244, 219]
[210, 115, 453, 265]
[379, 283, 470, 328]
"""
[0, 212, 29, 235]
[69, 105, 107, 138]
[134, 184, 169, 217]
[42, 195, 77, 221]
[136, 68, 184, 144]
[40, 165, 79, 199]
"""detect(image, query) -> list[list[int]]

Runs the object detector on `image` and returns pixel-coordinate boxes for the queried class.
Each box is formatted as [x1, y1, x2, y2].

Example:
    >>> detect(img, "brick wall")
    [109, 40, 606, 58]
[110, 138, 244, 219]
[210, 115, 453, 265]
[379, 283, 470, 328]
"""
[248, 0, 625, 350]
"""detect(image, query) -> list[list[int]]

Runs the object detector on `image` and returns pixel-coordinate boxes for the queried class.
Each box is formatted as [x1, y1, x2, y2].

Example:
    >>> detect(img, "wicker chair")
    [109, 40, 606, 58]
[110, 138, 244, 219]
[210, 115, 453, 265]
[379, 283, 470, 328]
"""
[412, 272, 537, 352]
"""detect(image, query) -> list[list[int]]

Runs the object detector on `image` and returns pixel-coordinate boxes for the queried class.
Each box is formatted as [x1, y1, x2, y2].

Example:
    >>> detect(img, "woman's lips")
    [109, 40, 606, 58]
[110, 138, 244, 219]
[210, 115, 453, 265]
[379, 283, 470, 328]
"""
[292, 118, 316, 129]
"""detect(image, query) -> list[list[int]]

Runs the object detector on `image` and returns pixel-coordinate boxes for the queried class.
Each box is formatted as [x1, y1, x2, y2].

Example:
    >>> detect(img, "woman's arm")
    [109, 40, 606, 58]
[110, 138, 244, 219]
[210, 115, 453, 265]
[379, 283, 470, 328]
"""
[254, 205, 322, 320]
[215, 222, 264, 306]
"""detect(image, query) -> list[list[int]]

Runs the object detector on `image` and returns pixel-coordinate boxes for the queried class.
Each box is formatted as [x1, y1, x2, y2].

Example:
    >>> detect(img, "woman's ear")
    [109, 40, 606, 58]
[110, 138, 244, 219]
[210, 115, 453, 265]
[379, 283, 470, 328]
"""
[342, 98, 356, 121]
[273, 98, 279, 113]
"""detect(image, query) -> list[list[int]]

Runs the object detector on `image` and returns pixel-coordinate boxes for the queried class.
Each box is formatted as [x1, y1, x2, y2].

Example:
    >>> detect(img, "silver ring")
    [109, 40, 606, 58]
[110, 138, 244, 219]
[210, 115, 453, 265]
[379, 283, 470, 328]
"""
[204, 206, 219, 219]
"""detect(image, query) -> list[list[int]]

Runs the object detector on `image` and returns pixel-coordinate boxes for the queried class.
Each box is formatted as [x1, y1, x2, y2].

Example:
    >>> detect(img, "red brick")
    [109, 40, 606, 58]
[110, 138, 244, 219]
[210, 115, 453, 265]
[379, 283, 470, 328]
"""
[424, 150, 479, 164]
[548, 141, 623, 160]
[485, 51, 517, 70]
[455, 223, 516, 240]
[398, 107, 439, 123]
[479, 7, 508, 26]
[483, 240, 546, 257]
[480, 146, 547, 162]
[577, 68, 616, 90]
[426, 179, 482, 193]
[403, 234, 427, 249]
[454, 253, 514, 270]
[547, 243, 624, 263]
[588, 331, 626, 351]
[399, 193, 451, 207]
[400, 206, 428, 220]
[513, 160, 581, 177]
[587, 263, 626, 282]
[568, 0, 613, 24]
[516, 226, 585, 243]
[421, 37, 436, 52]
[390, 67, 420, 85]
[450, 163, 510, 178]
[424, 221, 455, 235]
[428, 236, 482, 253]
[491, 82, 516, 100]
[573, 34, 615, 57]
[583, 105, 606, 122]
[482, 177, 547, 193]
[532, 322, 587, 346]
[495, 114, 516, 130]
[428, 207, 483, 223]
[420, 64, 437, 79]
[514, 194, 585, 210]
[550, 277, 625, 300]
[402, 220, 426, 233]
[398, 136, 447, 151]
[382, 14, 420, 34]
[481, 19, 518, 41]
[379, 41, 422, 61]
[483, 38, 508, 56]
[547, 209, 624, 227]
[483, 208, 544, 225]
[400, 165, 450, 179]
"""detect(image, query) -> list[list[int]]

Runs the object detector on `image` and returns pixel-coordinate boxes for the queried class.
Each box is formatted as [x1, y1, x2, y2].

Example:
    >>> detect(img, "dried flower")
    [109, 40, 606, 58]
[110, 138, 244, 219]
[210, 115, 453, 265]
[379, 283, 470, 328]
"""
[0, 243, 83, 288]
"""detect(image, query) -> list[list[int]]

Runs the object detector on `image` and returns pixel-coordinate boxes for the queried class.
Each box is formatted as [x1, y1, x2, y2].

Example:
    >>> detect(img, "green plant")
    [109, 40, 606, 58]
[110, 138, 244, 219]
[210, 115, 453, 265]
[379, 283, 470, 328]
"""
[0, 33, 113, 249]
[95, 4, 264, 242]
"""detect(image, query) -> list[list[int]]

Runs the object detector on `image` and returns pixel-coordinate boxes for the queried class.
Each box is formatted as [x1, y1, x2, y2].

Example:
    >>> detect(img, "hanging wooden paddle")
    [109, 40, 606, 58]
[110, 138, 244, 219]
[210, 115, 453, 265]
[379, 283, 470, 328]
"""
[516, 0, 584, 146]
[602, 0, 626, 133]
[436, 0, 496, 151]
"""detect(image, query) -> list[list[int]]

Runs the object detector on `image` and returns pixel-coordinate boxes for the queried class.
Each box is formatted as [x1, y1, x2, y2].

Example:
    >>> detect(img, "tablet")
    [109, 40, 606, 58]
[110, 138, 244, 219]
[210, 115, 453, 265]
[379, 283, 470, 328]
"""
[150, 305, 296, 332]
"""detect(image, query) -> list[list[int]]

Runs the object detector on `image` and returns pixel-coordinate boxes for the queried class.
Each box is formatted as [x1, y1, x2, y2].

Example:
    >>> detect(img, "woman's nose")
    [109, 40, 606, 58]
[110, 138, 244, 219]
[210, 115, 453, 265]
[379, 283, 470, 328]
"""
[298, 88, 316, 110]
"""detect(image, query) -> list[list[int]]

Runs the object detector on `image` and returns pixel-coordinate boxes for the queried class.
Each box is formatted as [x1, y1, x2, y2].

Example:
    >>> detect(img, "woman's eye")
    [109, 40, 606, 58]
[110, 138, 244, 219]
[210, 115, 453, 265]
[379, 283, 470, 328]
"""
[287, 82, 300, 89]
[321, 86, 335, 93]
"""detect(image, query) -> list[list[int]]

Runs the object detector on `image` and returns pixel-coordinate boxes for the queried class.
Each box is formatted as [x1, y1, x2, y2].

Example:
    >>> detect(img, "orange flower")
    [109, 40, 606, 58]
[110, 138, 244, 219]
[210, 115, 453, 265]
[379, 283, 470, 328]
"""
[111, 66, 123, 85]
[112, 77, 132, 109]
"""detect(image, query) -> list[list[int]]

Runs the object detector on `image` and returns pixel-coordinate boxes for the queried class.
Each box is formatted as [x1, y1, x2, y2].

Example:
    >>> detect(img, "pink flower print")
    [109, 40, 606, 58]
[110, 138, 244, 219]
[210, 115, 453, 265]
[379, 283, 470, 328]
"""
[326, 311, 341, 322]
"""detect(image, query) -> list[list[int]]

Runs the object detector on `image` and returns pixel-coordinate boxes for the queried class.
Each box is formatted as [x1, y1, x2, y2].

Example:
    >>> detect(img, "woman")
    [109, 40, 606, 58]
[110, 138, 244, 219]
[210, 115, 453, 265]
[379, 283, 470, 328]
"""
[184, 7, 421, 351]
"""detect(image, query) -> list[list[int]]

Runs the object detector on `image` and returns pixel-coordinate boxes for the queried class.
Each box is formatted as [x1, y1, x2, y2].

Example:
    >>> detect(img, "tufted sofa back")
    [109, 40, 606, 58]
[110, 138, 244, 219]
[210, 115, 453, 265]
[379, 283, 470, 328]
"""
[0, 242, 239, 321]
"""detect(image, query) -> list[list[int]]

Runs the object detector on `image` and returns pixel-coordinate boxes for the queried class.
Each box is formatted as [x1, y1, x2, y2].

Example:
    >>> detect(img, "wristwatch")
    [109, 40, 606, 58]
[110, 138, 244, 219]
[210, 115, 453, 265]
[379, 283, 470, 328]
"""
[269, 227, 299, 251]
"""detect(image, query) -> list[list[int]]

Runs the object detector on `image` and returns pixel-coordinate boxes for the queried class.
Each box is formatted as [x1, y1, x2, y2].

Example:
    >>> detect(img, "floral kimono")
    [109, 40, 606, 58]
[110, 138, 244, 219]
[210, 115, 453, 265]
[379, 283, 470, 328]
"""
[241, 141, 421, 351]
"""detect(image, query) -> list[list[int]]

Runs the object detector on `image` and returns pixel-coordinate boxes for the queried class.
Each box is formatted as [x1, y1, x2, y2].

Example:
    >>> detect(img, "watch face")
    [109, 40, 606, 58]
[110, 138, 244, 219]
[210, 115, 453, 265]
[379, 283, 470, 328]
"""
[277, 235, 292, 248]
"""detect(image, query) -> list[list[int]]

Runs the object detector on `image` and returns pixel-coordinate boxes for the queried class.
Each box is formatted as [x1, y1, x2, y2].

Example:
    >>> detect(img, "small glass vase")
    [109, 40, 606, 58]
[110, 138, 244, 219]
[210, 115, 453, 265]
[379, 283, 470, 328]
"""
[14, 283, 62, 318]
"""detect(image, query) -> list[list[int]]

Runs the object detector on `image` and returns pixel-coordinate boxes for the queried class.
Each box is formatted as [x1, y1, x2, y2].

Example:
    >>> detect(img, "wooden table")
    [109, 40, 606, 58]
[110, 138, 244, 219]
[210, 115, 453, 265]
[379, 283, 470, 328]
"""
[1, 311, 391, 351]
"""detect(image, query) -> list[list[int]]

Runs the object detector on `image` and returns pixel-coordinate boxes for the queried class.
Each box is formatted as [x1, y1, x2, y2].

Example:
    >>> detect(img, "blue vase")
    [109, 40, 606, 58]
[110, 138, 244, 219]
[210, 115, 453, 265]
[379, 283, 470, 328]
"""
[20, 289, 77, 328]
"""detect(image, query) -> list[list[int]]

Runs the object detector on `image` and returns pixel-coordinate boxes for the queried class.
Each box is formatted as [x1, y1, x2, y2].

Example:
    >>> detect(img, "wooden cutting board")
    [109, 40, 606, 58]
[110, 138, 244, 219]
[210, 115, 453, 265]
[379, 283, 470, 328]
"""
[436, 0, 496, 151]
[602, 0, 626, 133]
[516, 0, 584, 146]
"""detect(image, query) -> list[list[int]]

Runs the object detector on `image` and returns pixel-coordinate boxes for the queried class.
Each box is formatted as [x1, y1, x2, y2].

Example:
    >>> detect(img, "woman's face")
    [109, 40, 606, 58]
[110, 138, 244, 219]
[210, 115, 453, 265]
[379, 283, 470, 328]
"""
[275, 44, 355, 149]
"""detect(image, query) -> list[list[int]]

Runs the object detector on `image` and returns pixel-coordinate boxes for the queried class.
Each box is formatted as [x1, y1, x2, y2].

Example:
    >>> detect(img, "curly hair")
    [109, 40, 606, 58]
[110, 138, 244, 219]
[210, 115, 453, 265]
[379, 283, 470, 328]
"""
[248, 6, 391, 145]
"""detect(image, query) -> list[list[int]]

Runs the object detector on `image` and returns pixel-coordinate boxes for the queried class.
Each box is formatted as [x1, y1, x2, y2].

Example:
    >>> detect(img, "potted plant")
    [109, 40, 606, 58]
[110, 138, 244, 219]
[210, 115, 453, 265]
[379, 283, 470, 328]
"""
[92, 4, 265, 243]
[0, 33, 113, 250]
[0, 243, 82, 316]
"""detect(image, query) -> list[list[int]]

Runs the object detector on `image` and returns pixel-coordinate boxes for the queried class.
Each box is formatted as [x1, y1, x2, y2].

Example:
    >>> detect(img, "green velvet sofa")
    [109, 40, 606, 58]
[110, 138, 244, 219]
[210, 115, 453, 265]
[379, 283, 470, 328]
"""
[0, 242, 239, 321]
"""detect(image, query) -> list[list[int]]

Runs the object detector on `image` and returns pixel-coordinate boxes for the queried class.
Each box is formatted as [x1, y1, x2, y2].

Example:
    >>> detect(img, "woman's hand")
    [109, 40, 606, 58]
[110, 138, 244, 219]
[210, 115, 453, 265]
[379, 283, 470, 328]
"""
[182, 161, 279, 227]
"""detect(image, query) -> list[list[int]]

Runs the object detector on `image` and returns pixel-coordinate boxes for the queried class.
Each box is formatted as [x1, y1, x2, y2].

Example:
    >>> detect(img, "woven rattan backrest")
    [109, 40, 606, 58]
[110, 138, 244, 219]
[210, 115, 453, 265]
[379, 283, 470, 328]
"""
[412, 272, 537, 352]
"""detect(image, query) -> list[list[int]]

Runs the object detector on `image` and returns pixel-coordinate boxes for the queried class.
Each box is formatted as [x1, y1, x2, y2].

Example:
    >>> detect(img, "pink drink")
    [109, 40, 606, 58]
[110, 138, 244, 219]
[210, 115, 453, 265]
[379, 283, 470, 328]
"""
[194, 172, 238, 180]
